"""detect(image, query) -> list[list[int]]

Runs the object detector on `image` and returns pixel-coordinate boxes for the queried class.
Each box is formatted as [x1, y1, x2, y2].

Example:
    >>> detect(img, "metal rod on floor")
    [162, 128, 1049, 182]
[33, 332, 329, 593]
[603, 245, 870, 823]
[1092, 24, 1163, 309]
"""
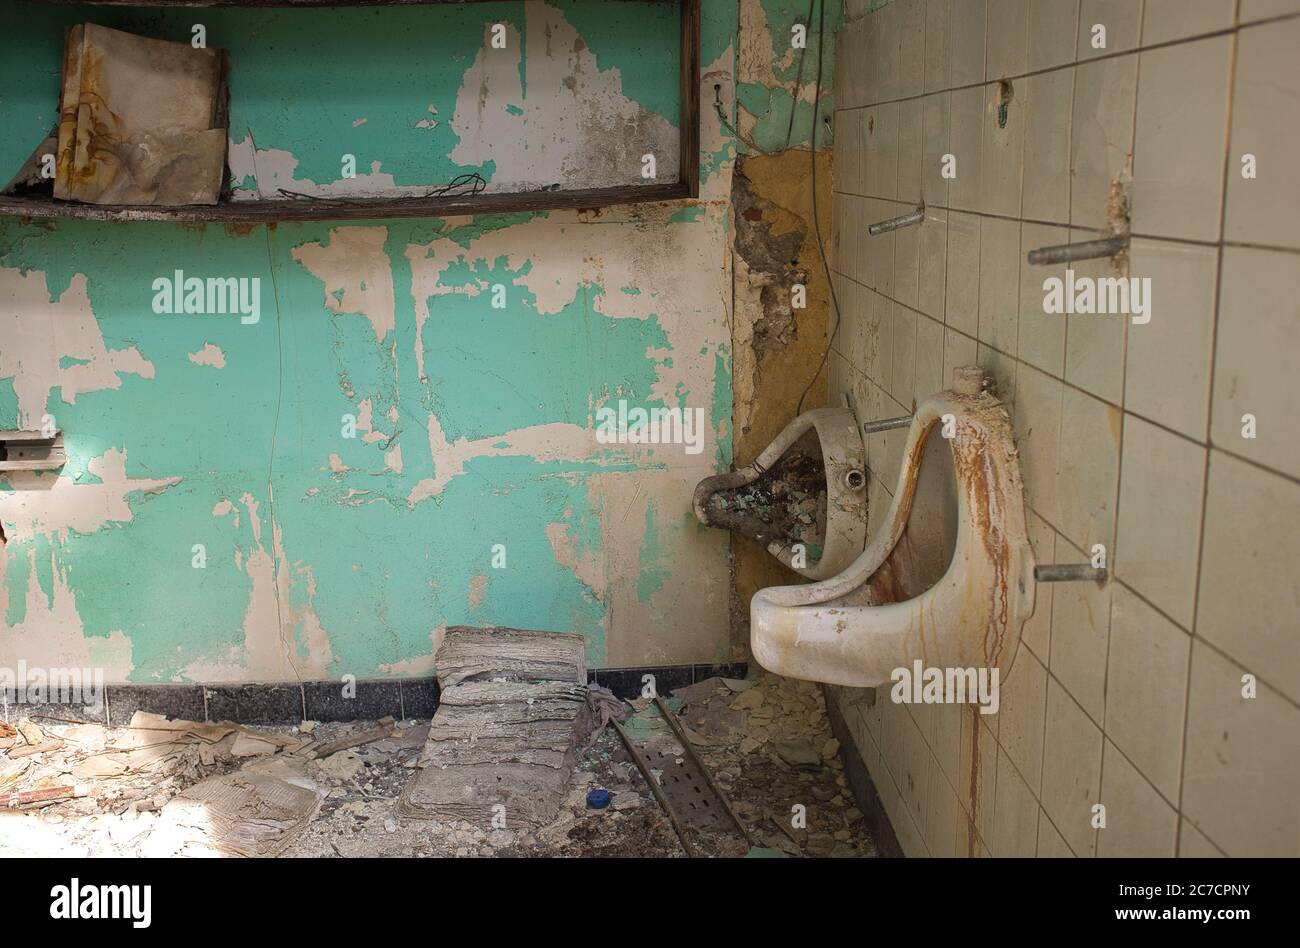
[868, 206, 924, 236]
[653, 695, 755, 848]
[1034, 564, 1109, 584]
[1026, 234, 1130, 266]
[610, 717, 697, 858]
[862, 414, 914, 434]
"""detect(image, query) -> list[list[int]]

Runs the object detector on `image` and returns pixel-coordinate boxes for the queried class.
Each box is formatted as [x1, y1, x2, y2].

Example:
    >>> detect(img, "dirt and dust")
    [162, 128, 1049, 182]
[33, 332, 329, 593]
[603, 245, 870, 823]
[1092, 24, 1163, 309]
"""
[703, 431, 829, 556]
[0, 672, 873, 859]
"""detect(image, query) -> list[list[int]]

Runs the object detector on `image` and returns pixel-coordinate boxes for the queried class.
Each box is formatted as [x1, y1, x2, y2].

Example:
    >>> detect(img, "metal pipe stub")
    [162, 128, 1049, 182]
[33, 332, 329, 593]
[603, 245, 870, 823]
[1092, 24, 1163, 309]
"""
[868, 207, 924, 236]
[862, 414, 914, 434]
[1026, 234, 1130, 266]
[1034, 564, 1109, 584]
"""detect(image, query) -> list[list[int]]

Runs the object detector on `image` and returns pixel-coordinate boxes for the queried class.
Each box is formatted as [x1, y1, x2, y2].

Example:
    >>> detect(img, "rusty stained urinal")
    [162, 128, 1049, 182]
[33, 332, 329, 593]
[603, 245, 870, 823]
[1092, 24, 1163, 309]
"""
[746, 366, 1039, 689]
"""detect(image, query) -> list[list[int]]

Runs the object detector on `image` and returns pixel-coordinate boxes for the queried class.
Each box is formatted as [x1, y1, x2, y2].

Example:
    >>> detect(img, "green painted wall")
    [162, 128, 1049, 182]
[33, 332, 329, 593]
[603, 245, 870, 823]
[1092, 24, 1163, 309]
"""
[0, 0, 839, 685]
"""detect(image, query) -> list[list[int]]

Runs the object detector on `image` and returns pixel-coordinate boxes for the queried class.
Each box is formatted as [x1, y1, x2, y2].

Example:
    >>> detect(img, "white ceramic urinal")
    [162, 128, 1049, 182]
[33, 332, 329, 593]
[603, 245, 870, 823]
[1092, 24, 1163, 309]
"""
[750, 367, 1037, 688]
[693, 407, 867, 580]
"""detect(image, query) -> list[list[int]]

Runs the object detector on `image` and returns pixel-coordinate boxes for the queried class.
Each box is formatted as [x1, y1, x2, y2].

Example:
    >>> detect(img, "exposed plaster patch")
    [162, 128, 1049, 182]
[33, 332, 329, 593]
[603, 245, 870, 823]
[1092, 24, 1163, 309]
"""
[407, 414, 611, 506]
[226, 141, 434, 201]
[405, 203, 730, 416]
[187, 343, 227, 368]
[292, 227, 397, 343]
[185, 490, 336, 683]
[0, 448, 179, 543]
[0, 268, 154, 426]
[0, 547, 134, 681]
[383, 445, 403, 475]
[449, 7, 679, 192]
[327, 453, 349, 474]
[467, 573, 488, 609]
[378, 622, 446, 677]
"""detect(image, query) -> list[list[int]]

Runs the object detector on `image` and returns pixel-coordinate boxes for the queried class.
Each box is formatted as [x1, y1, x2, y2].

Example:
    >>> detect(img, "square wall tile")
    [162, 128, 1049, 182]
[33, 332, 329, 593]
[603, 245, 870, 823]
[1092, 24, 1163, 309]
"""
[920, 93, 952, 208]
[985, 0, 1029, 80]
[1183, 641, 1300, 856]
[931, 700, 964, 788]
[991, 746, 1039, 856]
[977, 342, 1018, 407]
[945, 210, 981, 335]
[1179, 818, 1224, 857]
[1104, 583, 1191, 801]
[1070, 54, 1138, 230]
[1197, 451, 1300, 706]
[977, 216, 1021, 355]
[924, 0, 951, 93]
[1131, 36, 1232, 243]
[1021, 512, 1058, 659]
[1077, 0, 1144, 58]
[1041, 677, 1103, 856]
[1115, 415, 1206, 629]
[949, 0, 988, 85]
[1141, 0, 1235, 44]
[1028, 0, 1080, 72]
[890, 302, 919, 407]
[1212, 246, 1300, 480]
[1012, 363, 1064, 525]
[943, 326, 979, 384]
[981, 79, 1025, 217]
[949, 85, 985, 212]
[1240, 0, 1300, 19]
[898, 96, 924, 205]
[898, 0, 927, 98]
[958, 709, 998, 849]
[874, 2, 902, 103]
[1018, 224, 1069, 376]
[865, 104, 900, 200]
[925, 752, 961, 857]
[1097, 740, 1179, 856]
[1038, 809, 1075, 856]
[866, 203, 899, 295]
[998, 646, 1048, 793]
[1124, 239, 1217, 441]
[895, 217, 921, 307]
[1226, 19, 1300, 250]
[1021, 67, 1074, 225]
[917, 207, 948, 319]
[1056, 385, 1121, 554]
[1049, 560, 1111, 721]
[914, 313, 946, 401]
[1064, 230, 1126, 405]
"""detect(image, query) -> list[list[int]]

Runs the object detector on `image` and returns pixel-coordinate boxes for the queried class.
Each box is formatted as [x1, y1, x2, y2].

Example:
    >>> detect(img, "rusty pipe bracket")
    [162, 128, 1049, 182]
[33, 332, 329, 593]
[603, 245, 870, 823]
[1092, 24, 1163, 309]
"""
[862, 414, 914, 434]
[1034, 564, 1108, 585]
[1026, 234, 1129, 266]
[868, 206, 924, 236]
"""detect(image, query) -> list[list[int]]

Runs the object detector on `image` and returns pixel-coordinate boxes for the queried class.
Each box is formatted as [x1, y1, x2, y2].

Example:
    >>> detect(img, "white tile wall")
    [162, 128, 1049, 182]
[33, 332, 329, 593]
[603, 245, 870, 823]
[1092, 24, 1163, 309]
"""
[828, 0, 1300, 857]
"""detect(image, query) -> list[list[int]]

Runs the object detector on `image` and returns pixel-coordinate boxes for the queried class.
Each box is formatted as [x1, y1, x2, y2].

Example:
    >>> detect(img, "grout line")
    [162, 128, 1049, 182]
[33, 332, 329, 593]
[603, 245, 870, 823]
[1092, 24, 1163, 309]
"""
[828, 263, 1300, 490]
[835, 9, 1300, 115]
[1093, 0, 1148, 858]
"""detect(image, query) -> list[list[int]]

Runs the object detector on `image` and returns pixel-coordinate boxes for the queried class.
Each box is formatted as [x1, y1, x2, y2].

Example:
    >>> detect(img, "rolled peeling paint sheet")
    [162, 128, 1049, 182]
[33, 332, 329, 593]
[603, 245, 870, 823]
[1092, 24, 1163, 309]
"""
[53, 24, 227, 206]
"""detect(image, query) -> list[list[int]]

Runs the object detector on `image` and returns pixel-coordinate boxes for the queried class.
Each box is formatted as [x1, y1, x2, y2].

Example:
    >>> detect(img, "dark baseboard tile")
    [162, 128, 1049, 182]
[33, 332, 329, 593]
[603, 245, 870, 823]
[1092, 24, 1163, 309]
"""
[821, 683, 904, 859]
[2, 663, 744, 727]
[589, 661, 749, 699]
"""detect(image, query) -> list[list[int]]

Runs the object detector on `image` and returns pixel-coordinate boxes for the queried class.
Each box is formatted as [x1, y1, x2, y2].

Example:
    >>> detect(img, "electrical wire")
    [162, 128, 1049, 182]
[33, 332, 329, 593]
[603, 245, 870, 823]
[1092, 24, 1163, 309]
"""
[795, 0, 841, 417]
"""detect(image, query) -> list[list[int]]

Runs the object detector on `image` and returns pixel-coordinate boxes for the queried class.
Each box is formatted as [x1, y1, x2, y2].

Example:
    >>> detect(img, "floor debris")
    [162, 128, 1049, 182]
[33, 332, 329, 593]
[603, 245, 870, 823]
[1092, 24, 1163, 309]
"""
[0, 670, 874, 858]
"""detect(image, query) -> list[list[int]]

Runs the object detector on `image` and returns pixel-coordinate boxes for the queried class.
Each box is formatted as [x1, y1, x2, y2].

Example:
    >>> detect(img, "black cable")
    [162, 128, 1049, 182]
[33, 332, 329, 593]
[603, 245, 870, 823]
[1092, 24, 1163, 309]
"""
[795, 0, 841, 417]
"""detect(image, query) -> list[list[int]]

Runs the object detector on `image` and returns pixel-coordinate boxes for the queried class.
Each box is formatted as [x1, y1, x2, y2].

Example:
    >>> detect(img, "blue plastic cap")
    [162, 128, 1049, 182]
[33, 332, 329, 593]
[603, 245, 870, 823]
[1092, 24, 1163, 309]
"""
[586, 788, 612, 809]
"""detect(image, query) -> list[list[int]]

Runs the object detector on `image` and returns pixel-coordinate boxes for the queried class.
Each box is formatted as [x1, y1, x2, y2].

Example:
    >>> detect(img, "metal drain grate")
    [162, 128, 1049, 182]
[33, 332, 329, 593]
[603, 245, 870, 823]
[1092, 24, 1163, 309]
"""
[639, 741, 728, 833]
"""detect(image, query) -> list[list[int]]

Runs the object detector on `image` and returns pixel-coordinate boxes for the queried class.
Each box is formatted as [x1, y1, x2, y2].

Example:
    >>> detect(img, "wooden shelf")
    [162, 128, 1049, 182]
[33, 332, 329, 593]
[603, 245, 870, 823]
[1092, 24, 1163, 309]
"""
[6, 0, 701, 223]
[30, 1, 670, 8]
[0, 182, 693, 224]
